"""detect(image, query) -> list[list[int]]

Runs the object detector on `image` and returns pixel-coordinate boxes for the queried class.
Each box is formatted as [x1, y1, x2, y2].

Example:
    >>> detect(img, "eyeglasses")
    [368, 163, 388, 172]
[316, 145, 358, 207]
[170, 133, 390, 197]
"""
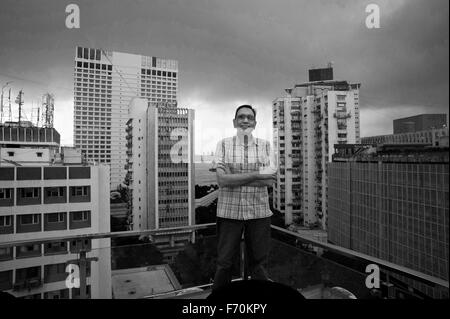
[236, 114, 255, 121]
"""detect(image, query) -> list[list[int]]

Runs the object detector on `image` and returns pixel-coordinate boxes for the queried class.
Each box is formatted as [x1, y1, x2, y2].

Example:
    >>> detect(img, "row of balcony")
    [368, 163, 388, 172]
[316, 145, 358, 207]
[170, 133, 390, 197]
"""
[333, 112, 351, 119]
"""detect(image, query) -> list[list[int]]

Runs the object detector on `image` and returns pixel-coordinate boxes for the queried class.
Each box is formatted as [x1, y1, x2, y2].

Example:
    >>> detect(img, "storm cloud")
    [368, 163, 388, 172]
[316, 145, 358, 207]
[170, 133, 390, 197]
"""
[0, 0, 448, 152]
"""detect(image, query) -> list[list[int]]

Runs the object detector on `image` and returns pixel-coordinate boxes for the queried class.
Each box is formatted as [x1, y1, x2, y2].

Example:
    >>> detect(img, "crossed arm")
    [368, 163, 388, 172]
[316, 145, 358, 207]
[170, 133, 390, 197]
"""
[216, 163, 276, 188]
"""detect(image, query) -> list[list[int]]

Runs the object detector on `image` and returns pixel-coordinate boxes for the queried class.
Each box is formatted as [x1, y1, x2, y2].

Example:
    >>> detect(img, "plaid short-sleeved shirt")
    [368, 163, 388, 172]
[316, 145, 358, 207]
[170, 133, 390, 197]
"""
[214, 134, 274, 220]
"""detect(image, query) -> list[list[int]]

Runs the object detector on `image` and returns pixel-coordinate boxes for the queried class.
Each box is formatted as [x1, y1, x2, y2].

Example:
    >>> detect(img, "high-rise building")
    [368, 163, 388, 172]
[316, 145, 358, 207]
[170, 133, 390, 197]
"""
[327, 143, 449, 298]
[393, 114, 447, 134]
[272, 67, 360, 229]
[73, 47, 178, 190]
[361, 127, 449, 147]
[0, 123, 111, 299]
[125, 98, 195, 262]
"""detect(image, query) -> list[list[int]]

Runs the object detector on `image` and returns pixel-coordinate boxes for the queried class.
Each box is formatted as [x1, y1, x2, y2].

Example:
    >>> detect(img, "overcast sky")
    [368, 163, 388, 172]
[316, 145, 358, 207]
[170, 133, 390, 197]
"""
[0, 0, 448, 154]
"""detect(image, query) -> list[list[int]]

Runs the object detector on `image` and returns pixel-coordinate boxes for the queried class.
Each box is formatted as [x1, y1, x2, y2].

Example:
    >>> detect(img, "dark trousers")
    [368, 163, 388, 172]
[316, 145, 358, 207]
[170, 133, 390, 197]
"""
[212, 217, 271, 292]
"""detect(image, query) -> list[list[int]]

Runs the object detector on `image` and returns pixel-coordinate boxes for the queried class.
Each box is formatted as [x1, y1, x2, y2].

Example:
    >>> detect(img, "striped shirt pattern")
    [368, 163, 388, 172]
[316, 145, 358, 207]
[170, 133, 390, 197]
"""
[214, 135, 274, 220]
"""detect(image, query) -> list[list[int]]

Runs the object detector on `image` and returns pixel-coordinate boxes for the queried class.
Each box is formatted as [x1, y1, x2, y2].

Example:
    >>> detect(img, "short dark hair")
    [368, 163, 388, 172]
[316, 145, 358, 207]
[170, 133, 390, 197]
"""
[234, 104, 256, 119]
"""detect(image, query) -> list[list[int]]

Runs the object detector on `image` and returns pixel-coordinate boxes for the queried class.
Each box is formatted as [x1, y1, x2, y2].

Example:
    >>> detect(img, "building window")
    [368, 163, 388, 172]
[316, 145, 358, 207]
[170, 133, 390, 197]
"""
[46, 187, 65, 197]
[17, 244, 41, 255]
[19, 214, 40, 225]
[7, 152, 14, 157]
[21, 188, 40, 198]
[71, 186, 89, 196]
[0, 216, 12, 227]
[72, 211, 89, 221]
[15, 266, 41, 285]
[44, 242, 67, 256]
[0, 247, 13, 261]
[0, 188, 12, 199]
[47, 213, 65, 223]
[36, 152, 43, 157]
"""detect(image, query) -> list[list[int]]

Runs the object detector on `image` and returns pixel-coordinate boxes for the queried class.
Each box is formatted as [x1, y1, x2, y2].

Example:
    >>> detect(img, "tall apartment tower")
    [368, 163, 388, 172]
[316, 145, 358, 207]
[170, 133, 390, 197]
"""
[125, 98, 195, 262]
[272, 66, 360, 229]
[0, 123, 111, 299]
[73, 47, 178, 190]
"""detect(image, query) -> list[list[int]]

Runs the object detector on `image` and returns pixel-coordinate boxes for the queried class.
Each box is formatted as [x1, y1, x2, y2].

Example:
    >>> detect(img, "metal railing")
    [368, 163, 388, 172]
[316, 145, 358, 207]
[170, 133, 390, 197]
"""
[0, 222, 448, 299]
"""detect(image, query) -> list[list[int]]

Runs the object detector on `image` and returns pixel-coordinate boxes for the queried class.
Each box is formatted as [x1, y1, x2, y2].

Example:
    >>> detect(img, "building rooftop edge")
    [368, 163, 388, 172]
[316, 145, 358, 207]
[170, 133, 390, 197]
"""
[75, 46, 179, 63]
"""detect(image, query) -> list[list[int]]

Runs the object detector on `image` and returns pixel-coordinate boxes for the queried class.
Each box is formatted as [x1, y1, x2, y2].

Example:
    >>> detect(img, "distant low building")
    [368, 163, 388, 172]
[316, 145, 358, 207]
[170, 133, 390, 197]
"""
[393, 114, 447, 134]
[362, 127, 448, 147]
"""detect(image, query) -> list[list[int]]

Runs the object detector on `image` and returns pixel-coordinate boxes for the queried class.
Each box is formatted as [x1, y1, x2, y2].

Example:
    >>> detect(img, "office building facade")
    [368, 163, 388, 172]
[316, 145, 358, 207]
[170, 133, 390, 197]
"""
[272, 68, 360, 229]
[361, 127, 449, 147]
[125, 98, 195, 262]
[73, 47, 178, 189]
[393, 114, 447, 134]
[0, 124, 111, 299]
[328, 144, 449, 298]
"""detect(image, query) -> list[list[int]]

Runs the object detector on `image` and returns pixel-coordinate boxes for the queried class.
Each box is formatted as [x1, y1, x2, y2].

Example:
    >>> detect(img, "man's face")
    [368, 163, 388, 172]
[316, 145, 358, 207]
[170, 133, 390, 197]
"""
[233, 107, 256, 130]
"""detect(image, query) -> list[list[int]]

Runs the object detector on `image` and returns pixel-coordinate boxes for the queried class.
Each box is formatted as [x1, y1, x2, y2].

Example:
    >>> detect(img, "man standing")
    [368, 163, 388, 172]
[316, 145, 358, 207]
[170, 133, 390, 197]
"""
[212, 104, 277, 292]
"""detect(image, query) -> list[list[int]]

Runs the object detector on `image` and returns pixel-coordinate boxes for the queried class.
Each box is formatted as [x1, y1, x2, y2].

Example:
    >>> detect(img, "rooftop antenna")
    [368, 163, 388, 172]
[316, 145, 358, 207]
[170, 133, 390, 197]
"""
[1, 81, 13, 124]
[41, 93, 55, 128]
[32, 100, 41, 127]
[15, 90, 24, 125]
[8, 88, 12, 122]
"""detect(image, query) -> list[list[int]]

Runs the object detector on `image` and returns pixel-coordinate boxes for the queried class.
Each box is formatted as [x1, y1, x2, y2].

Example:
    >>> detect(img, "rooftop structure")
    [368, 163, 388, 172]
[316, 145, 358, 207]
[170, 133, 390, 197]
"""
[111, 265, 181, 299]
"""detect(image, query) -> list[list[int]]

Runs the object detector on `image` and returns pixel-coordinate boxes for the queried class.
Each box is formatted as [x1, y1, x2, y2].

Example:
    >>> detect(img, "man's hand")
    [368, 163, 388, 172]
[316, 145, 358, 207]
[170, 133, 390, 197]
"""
[216, 162, 231, 174]
[258, 172, 277, 183]
[245, 172, 277, 187]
